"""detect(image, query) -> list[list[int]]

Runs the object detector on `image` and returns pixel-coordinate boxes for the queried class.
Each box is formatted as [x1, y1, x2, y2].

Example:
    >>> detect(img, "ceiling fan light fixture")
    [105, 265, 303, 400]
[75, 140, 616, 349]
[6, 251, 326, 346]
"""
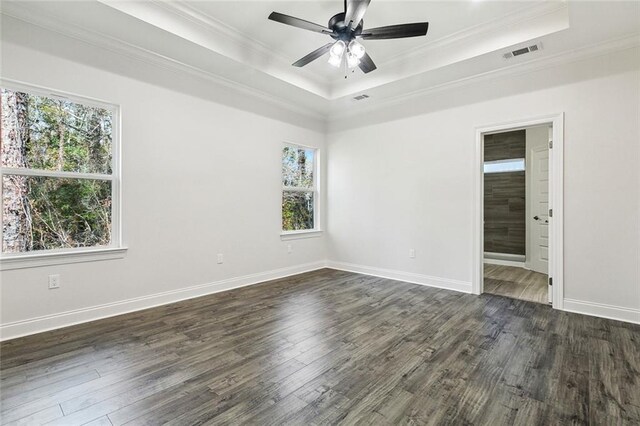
[346, 52, 360, 68]
[329, 40, 346, 57]
[348, 40, 366, 59]
[328, 53, 343, 67]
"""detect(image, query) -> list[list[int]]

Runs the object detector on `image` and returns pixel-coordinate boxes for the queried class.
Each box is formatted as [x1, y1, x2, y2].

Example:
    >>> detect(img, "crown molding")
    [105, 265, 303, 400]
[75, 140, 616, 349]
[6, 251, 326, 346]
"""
[3, 1, 637, 128]
[96, 0, 571, 101]
[327, 32, 640, 125]
[0, 5, 328, 125]
[153, 0, 568, 94]
[154, 0, 327, 85]
[96, 0, 331, 98]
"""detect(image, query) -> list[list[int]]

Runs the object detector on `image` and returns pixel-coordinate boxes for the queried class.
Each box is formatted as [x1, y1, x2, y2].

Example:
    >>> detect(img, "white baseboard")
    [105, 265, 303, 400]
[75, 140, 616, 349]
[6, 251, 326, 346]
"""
[563, 299, 640, 325]
[4, 260, 636, 341]
[326, 260, 472, 294]
[0, 261, 327, 341]
[483, 258, 526, 268]
[484, 252, 525, 268]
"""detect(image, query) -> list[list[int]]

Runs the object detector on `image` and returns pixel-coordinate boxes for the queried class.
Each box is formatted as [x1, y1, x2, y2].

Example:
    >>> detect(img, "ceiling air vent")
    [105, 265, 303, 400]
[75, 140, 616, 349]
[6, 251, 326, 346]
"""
[502, 42, 543, 60]
[352, 94, 370, 101]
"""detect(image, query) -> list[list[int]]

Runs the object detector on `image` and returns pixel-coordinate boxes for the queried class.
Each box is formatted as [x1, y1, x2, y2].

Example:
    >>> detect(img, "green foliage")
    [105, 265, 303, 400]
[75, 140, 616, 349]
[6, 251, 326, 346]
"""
[282, 191, 314, 231]
[1, 89, 113, 252]
[25, 93, 112, 174]
[282, 146, 315, 231]
[27, 177, 111, 250]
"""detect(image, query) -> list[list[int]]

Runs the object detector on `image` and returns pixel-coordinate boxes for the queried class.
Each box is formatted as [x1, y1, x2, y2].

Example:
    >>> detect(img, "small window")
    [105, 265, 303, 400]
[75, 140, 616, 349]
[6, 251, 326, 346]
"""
[484, 158, 525, 174]
[0, 84, 120, 255]
[282, 144, 318, 232]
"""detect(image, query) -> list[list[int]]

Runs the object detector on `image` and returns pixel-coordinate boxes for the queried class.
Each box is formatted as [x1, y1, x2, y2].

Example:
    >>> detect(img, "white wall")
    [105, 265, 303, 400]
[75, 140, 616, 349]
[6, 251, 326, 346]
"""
[327, 47, 640, 321]
[0, 28, 327, 339]
[2, 19, 639, 339]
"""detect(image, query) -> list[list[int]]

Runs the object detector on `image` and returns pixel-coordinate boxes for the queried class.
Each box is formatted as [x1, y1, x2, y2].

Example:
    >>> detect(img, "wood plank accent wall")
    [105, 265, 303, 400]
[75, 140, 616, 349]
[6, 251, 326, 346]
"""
[484, 130, 526, 256]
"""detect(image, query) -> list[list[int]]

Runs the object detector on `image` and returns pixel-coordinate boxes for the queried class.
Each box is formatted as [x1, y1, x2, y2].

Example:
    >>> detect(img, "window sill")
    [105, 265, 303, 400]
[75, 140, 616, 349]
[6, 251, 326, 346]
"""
[280, 230, 323, 241]
[0, 247, 128, 271]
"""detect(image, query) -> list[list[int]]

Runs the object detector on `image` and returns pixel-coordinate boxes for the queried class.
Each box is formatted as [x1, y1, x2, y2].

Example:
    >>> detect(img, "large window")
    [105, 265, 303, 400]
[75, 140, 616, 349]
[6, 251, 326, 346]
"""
[0, 83, 120, 260]
[282, 144, 318, 233]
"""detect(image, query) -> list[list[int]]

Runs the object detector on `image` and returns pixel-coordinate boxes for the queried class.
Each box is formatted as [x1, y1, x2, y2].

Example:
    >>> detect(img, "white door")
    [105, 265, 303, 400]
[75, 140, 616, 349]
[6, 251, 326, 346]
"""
[530, 140, 549, 276]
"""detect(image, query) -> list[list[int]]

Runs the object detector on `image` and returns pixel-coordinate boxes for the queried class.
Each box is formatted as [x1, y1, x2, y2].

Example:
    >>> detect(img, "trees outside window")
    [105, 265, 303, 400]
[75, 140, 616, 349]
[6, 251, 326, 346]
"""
[1, 85, 119, 254]
[282, 144, 317, 232]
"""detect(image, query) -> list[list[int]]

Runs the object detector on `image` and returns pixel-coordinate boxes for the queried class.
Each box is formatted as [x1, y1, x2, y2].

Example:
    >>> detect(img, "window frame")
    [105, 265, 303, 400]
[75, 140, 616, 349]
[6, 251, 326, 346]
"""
[0, 79, 125, 270]
[280, 142, 322, 239]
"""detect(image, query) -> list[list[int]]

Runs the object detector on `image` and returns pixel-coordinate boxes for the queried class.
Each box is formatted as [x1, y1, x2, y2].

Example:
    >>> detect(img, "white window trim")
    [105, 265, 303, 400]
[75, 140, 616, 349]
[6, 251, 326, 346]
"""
[281, 142, 321, 239]
[0, 247, 128, 271]
[280, 230, 323, 241]
[0, 79, 126, 269]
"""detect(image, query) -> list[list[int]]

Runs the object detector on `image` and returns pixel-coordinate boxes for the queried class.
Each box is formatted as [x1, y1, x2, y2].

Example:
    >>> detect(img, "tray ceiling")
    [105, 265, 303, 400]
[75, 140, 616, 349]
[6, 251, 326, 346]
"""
[1, 1, 639, 120]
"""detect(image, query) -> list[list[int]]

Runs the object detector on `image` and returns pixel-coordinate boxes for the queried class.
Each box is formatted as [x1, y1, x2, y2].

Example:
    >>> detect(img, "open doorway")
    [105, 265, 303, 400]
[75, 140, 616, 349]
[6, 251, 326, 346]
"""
[473, 114, 564, 309]
[483, 127, 550, 304]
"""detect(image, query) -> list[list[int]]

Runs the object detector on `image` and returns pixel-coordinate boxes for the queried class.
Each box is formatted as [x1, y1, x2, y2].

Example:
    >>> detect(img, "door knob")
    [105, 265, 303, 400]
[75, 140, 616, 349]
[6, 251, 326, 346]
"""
[533, 216, 540, 220]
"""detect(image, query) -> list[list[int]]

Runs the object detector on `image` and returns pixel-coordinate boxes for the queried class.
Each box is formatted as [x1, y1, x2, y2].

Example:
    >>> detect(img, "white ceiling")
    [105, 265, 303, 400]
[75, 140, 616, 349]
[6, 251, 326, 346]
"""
[185, 0, 542, 78]
[92, 0, 574, 97]
[2, 1, 639, 121]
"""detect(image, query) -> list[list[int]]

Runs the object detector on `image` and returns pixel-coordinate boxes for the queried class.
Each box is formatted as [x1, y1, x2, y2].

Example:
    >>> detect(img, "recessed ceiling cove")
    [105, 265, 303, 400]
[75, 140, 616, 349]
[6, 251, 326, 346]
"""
[2, 1, 639, 119]
[93, 0, 571, 99]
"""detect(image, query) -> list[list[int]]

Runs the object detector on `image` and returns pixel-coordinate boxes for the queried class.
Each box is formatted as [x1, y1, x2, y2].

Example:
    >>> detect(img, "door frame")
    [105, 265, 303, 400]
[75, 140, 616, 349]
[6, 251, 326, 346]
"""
[472, 113, 564, 309]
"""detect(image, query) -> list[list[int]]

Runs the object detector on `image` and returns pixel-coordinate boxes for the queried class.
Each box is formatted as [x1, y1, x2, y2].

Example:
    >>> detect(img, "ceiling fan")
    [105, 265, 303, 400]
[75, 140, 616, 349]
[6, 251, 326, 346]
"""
[268, 0, 429, 74]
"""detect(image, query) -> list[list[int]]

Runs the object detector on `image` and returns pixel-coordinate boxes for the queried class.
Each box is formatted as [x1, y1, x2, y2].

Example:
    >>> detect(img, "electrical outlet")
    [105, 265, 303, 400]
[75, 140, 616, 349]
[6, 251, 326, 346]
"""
[287, 244, 292, 254]
[409, 249, 416, 258]
[217, 254, 224, 264]
[48, 274, 61, 289]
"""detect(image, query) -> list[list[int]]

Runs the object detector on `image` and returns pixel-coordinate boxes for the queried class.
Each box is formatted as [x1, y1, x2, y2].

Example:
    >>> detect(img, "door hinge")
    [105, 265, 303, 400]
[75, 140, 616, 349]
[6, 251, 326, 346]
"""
[549, 208, 553, 217]
[549, 277, 553, 286]
[549, 140, 553, 149]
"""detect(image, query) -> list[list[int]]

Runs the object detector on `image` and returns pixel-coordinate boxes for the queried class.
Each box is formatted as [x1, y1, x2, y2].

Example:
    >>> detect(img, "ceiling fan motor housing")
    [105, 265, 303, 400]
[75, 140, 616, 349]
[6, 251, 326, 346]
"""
[328, 12, 363, 41]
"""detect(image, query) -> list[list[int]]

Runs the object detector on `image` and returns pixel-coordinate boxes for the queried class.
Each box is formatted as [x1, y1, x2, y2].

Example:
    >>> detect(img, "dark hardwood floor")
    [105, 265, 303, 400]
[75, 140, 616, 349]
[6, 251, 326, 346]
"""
[1, 269, 639, 425]
[484, 264, 549, 304]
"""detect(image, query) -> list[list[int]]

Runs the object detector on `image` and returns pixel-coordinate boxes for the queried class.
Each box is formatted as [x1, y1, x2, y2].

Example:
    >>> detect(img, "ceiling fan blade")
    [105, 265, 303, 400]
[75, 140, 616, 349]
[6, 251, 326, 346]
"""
[268, 12, 332, 34]
[358, 52, 377, 74]
[292, 43, 335, 67]
[360, 22, 429, 40]
[344, 0, 371, 30]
